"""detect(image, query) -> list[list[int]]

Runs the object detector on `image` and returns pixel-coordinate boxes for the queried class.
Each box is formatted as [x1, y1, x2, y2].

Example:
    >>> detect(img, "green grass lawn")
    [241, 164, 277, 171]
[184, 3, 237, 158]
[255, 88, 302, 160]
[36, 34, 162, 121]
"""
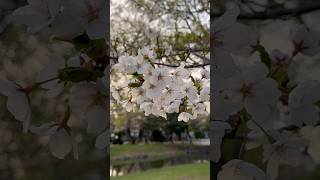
[111, 162, 209, 180]
[111, 144, 193, 164]
[111, 144, 184, 157]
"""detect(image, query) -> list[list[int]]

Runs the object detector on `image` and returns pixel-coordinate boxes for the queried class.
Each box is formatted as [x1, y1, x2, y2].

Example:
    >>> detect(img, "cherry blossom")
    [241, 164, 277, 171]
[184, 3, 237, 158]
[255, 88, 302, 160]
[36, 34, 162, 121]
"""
[263, 132, 307, 180]
[111, 50, 210, 122]
[290, 25, 320, 56]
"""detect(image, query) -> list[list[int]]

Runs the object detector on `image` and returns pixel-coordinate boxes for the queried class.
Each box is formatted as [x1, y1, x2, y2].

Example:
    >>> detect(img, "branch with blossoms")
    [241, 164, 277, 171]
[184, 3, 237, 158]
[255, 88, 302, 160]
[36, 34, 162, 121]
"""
[211, 7, 320, 180]
[110, 48, 210, 68]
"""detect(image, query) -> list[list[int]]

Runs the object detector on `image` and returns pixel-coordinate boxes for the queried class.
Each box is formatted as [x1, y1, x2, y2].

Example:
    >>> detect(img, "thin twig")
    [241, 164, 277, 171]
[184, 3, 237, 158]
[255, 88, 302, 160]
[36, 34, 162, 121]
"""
[153, 62, 209, 68]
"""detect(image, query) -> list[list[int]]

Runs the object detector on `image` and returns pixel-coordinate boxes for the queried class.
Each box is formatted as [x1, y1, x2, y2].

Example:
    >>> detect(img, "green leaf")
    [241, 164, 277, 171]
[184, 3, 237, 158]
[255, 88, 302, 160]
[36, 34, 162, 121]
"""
[270, 68, 289, 87]
[72, 34, 107, 61]
[255, 45, 271, 69]
[128, 82, 143, 88]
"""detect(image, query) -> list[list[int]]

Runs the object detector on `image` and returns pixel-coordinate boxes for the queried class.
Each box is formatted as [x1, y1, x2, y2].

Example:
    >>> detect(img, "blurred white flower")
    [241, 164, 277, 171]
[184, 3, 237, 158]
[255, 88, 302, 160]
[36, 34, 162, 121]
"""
[216, 62, 280, 129]
[49, 128, 73, 159]
[288, 80, 320, 126]
[213, 7, 258, 77]
[218, 159, 267, 180]
[0, 80, 31, 133]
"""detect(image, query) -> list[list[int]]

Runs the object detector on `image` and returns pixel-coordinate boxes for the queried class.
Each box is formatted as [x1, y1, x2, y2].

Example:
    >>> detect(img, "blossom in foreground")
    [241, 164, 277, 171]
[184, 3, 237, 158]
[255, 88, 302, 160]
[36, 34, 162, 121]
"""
[218, 159, 267, 180]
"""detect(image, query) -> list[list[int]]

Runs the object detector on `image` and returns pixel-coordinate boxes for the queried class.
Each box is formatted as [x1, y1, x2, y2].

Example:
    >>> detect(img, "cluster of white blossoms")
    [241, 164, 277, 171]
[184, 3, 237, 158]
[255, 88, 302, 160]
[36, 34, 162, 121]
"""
[111, 47, 210, 122]
[213, 7, 320, 180]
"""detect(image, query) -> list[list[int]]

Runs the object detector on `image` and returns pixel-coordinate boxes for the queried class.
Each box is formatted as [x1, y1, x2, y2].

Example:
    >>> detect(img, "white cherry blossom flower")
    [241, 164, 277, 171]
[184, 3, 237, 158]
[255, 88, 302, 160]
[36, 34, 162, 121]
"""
[290, 25, 320, 56]
[113, 54, 137, 73]
[138, 47, 155, 59]
[75, 0, 107, 39]
[135, 54, 152, 74]
[149, 67, 171, 88]
[225, 62, 281, 129]
[162, 83, 182, 104]
[171, 65, 190, 80]
[270, 49, 289, 68]
[263, 132, 307, 180]
[142, 79, 163, 99]
[178, 112, 193, 122]
[181, 80, 198, 103]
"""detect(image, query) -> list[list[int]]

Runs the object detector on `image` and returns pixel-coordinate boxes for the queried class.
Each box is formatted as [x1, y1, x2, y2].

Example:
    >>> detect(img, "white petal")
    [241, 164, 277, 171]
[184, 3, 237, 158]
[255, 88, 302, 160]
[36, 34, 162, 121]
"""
[49, 128, 73, 159]
[7, 92, 31, 122]
[0, 80, 19, 96]
[30, 122, 58, 135]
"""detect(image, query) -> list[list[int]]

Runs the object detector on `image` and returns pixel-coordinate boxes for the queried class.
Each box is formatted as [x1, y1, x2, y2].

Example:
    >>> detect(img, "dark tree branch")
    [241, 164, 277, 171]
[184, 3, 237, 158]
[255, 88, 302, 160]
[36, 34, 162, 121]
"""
[153, 62, 209, 68]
